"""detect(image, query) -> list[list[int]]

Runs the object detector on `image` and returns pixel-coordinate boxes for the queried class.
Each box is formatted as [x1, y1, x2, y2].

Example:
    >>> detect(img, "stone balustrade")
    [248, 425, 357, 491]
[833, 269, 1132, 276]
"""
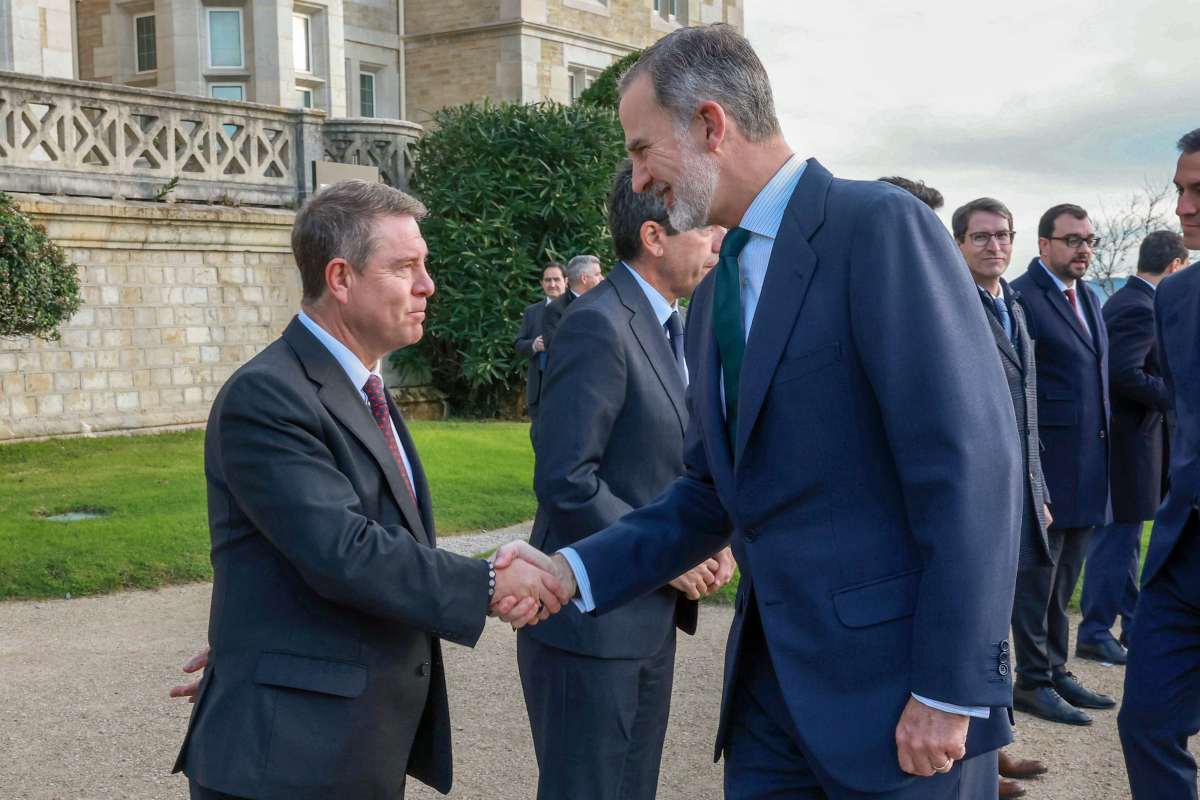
[0, 71, 422, 207]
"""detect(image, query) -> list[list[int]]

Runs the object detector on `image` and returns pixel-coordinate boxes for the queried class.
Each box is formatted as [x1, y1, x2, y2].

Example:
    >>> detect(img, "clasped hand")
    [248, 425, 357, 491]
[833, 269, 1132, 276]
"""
[487, 541, 573, 629]
[669, 546, 736, 600]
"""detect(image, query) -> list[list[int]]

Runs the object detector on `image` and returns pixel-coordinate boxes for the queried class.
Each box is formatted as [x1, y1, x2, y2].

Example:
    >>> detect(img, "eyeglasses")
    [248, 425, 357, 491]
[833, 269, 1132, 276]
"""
[1049, 235, 1102, 250]
[967, 231, 1015, 246]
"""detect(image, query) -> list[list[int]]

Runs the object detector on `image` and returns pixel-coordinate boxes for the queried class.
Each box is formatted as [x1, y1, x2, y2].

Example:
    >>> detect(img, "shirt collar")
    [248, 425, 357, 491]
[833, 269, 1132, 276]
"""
[1037, 258, 1074, 292]
[297, 310, 381, 394]
[976, 282, 1004, 301]
[738, 155, 807, 240]
[623, 262, 677, 327]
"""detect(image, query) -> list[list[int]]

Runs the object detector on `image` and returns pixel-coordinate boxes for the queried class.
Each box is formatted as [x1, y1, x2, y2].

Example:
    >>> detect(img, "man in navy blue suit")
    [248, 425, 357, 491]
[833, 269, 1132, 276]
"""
[500, 23, 1022, 799]
[1118, 128, 1200, 799]
[1078, 231, 1189, 665]
[1010, 204, 1114, 726]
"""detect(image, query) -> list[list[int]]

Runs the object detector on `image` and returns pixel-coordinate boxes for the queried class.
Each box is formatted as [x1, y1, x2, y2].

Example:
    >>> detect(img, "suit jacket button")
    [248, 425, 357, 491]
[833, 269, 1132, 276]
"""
[417, 661, 431, 677]
[998, 663, 1009, 676]
[1000, 640, 1010, 652]
[1099, 430, 1106, 439]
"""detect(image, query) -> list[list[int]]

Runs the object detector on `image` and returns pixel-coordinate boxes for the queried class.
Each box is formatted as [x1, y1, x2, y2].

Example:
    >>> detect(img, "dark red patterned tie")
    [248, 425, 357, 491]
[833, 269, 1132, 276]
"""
[363, 375, 416, 502]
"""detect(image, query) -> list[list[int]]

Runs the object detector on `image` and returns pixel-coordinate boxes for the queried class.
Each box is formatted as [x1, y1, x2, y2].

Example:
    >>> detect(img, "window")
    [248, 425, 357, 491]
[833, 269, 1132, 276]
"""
[568, 65, 598, 103]
[669, 0, 677, 17]
[359, 72, 375, 117]
[135, 14, 157, 72]
[652, 0, 660, 10]
[207, 9, 244, 68]
[297, 88, 313, 108]
[210, 84, 245, 101]
[293, 15, 311, 73]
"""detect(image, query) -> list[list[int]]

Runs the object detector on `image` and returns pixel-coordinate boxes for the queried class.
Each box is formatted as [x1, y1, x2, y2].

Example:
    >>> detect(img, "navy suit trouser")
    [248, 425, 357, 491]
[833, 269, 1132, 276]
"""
[517, 630, 675, 800]
[1079, 520, 1144, 647]
[1118, 519, 1200, 799]
[723, 605, 998, 799]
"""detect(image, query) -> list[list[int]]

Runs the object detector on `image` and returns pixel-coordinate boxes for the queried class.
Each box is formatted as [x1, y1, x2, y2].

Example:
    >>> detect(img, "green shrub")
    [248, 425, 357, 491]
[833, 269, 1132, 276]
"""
[578, 51, 643, 111]
[0, 192, 82, 339]
[405, 101, 625, 416]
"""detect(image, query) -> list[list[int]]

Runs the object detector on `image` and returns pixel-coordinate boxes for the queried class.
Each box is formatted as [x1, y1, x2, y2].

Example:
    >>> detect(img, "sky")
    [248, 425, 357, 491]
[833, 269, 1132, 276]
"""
[744, 0, 1197, 276]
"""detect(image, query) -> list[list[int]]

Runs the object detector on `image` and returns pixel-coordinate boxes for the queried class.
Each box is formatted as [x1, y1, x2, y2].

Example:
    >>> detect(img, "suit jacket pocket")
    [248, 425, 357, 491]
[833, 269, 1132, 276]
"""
[1038, 398, 1078, 427]
[832, 568, 922, 628]
[254, 651, 368, 698]
[772, 342, 842, 386]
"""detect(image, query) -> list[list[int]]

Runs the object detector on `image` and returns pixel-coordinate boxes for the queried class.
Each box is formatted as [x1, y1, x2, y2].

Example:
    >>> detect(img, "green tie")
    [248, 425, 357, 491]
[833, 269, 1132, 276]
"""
[713, 226, 751, 450]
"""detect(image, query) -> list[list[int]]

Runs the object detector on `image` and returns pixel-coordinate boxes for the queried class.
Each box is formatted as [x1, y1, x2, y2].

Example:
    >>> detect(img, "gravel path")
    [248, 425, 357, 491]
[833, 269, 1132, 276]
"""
[1, 557, 1190, 799]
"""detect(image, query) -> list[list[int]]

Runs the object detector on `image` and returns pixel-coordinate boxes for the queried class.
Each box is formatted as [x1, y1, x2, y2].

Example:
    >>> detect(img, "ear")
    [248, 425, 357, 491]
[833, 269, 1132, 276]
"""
[640, 220, 667, 258]
[324, 258, 356, 305]
[695, 100, 727, 154]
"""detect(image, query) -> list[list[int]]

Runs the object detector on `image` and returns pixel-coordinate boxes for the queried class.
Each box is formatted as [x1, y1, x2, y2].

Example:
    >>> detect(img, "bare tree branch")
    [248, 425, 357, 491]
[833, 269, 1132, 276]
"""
[1090, 180, 1175, 292]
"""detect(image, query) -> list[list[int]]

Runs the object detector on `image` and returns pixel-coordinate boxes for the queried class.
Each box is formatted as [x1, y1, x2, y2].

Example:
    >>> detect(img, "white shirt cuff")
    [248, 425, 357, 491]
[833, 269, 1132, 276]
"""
[912, 693, 990, 719]
[558, 547, 596, 613]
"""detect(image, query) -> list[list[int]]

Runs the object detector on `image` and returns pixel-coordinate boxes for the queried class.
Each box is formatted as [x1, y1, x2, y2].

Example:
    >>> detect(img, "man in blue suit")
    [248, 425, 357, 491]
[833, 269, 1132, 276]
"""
[1078, 231, 1189, 665]
[501, 23, 1022, 799]
[1010, 204, 1114, 725]
[1118, 127, 1200, 799]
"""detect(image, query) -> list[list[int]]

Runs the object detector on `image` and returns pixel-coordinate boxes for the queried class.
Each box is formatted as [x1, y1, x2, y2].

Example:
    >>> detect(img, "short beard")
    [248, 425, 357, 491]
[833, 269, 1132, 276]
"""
[657, 131, 719, 232]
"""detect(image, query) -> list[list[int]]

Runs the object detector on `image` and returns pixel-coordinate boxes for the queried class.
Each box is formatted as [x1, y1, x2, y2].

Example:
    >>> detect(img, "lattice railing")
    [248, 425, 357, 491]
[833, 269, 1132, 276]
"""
[0, 72, 424, 206]
[322, 117, 422, 189]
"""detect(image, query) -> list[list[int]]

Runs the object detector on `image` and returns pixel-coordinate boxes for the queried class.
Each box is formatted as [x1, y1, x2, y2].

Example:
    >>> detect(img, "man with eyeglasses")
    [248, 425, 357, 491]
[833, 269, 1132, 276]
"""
[953, 197, 1051, 797]
[1010, 204, 1113, 727]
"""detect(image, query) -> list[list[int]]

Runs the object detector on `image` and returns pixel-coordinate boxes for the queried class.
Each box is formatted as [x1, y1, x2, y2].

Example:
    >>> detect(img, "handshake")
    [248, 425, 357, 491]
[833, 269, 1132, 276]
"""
[486, 541, 736, 629]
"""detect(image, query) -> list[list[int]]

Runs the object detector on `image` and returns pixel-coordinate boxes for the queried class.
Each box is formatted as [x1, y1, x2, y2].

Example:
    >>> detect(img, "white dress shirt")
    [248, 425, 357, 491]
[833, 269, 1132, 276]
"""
[1038, 259, 1091, 336]
[297, 311, 416, 484]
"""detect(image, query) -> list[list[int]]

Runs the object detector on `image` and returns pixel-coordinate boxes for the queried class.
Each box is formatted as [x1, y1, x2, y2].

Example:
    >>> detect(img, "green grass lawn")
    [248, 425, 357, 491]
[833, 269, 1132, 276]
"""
[0, 422, 535, 600]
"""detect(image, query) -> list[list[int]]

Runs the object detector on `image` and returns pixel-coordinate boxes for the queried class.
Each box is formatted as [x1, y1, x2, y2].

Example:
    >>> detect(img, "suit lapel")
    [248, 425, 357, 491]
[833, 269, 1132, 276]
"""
[982, 294, 1021, 370]
[388, 397, 434, 545]
[284, 319, 430, 544]
[1031, 262, 1097, 354]
[697, 278, 737, 494]
[734, 159, 829, 464]
[612, 265, 687, 435]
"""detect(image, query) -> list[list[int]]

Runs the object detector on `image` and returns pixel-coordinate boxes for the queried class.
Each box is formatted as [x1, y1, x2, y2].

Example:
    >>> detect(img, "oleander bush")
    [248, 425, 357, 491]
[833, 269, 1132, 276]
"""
[577, 50, 642, 111]
[0, 192, 82, 340]
[404, 100, 625, 416]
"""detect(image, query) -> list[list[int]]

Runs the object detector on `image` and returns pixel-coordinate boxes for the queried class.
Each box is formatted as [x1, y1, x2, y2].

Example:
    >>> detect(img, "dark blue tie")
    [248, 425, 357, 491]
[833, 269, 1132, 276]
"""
[665, 310, 686, 384]
[992, 295, 1014, 345]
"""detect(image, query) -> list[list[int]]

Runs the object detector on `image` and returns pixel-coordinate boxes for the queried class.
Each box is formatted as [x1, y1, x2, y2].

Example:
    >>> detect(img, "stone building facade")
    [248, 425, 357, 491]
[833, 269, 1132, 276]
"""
[72, 0, 743, 125]
[0, 195, 301, 441]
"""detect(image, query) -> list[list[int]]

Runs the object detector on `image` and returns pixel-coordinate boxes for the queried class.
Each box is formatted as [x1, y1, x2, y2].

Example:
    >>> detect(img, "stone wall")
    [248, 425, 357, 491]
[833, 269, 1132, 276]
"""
[0, 195, 301, 442]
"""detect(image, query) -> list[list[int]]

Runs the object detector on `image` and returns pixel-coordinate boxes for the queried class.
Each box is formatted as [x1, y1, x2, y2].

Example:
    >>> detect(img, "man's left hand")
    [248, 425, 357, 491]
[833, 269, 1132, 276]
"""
[169, 646, 210, 703]
[894, 697, 968, 777]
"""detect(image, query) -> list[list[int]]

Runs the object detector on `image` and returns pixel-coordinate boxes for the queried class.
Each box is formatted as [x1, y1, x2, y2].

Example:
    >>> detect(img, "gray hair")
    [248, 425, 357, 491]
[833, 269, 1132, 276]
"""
[565, 254, 601, 287]
[292, 180, 427, 301]
[618, 23, 780, 142]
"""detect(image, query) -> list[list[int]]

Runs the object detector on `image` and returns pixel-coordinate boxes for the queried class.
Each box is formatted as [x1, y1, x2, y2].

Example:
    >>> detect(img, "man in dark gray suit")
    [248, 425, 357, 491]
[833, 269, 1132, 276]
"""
[513, 262, 565, 421]
[540, 253, 603, 353]
[519, 163, 734, 800]
[172, 181, 567, 799]
[954, 197, 1053, 797]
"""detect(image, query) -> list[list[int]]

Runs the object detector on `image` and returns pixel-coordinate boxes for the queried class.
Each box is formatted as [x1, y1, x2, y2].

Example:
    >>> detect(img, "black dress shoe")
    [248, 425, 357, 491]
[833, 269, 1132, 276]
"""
[1052, 671, 1116, 709]
[1076, 638, 1128, 665]
[1013, 684, 1093, 725]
